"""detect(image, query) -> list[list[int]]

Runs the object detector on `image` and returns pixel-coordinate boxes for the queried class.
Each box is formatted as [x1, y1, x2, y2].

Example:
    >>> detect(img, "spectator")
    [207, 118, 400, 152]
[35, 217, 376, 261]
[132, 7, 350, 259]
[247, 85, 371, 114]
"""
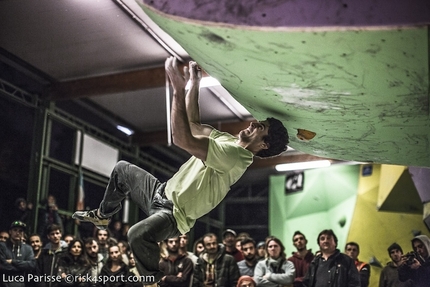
[254, 236, 295, 287]
[57, 239, 91, 287]
[222, 229, 244, 262]
[0, 221, 36, 287]
[98, 244, 141, 287]
[398, 235, 430, 287]
[345, 242, 370, 287]
[108, 220, 122, 241]
[29, 234, 42, 259]
[379, 243, 412, 287]
[179, 234, 198, 265]
[236, 233, 250, 253]
[237, 276, 256, 287]
[193, 237, 204, 257]
[37, 195, 64, 243]
[193, 233, 240, 287]
[106, 237, 118, 246]
[21, 233, 28, 244]
[0, 230, 9, 242]
[256, 242, 266, 261]
[238, 237, 259, 276]
[159, 237, 194, 287]
[11, 198, 33, 232]
[128, 251, 140, 277]
[117, 240, 129, 255]
[302, 229, 360, 287]
[63, 234, 75, 246]
[95, 229, 109, 261]
[36, 223, 68, 287]
[236, 239, 243, 253]
[118, 223, 129, 242]
[160, 241, 169, 259]
[83, 237, 104, 286]
[288, 231, 314, 287]
[117, 240, 129, 265]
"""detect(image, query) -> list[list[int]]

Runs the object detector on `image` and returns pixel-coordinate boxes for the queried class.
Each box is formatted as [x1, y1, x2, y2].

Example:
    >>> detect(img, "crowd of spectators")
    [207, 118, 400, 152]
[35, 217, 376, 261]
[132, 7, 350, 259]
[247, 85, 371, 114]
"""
[1, 201, 429, 287]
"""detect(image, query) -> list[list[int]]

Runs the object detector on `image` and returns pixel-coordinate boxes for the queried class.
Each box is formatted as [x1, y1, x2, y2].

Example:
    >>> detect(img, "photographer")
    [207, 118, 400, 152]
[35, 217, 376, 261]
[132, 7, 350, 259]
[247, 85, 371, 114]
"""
[398, 235, 430, 287]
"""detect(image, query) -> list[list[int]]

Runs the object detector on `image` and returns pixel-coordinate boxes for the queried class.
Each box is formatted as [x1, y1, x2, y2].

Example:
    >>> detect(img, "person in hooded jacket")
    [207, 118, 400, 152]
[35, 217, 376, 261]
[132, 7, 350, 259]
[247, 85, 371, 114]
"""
[193, 233, 240, 287]
[0, 221, 36, 287]
[398, 235, 430, 287]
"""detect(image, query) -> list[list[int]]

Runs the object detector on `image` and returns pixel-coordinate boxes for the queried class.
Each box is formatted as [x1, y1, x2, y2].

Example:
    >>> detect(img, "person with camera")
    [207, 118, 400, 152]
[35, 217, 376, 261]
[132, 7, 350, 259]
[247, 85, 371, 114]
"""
[398, 235, 430, 287]
[379, 243, 412, 287]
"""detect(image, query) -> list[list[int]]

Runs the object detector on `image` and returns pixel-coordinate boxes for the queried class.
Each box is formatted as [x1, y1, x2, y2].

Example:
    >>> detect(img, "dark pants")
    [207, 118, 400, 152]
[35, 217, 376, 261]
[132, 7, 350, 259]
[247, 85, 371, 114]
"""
[99, 160, 181, 283]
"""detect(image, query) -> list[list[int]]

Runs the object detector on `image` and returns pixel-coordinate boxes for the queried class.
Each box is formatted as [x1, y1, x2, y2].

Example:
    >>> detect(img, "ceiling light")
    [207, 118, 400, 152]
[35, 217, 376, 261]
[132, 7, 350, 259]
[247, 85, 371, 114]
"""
[116, 125, 134, 136]
[275, 160, 331, 172]
[185, 76, 221, 90]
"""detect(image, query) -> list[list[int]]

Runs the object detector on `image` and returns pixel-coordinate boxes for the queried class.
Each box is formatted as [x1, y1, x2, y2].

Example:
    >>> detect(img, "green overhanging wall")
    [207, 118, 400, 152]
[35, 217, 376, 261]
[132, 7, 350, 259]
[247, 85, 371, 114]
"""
[269, 164, 359, 249]
[142, 3, 430, 167]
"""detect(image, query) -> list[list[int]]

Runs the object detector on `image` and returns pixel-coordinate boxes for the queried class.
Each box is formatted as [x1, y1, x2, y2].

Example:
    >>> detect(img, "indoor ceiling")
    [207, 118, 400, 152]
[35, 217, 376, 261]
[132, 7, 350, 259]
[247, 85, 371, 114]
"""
[0, 0, 250, 124]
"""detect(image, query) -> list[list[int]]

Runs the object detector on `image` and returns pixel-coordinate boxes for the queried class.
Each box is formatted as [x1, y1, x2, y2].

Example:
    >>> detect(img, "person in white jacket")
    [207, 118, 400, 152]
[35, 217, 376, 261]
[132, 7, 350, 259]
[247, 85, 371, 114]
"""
[254, 237, 295, 287]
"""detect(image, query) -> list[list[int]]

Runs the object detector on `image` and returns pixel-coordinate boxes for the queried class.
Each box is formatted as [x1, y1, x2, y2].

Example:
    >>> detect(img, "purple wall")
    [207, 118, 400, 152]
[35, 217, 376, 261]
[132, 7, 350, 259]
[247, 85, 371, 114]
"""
[409, 167, 430, 203]
[142, 0, 430, 27]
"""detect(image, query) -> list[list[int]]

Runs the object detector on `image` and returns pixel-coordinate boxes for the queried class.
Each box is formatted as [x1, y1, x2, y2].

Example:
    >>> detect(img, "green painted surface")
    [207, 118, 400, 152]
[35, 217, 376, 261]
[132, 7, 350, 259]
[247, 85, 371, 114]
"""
[142, 5, 430, 167]
[269, 164, 359, 250]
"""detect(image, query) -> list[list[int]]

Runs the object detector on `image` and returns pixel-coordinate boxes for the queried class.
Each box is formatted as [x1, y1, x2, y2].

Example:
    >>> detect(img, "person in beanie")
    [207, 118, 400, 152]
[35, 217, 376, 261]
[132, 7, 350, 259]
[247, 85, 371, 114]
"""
[223, 229, 244, 262]
[0, 221, 36, 287]
[379, 243, 412, 287]
[256, 242, 266, 261]
[237, 276, 256, 287]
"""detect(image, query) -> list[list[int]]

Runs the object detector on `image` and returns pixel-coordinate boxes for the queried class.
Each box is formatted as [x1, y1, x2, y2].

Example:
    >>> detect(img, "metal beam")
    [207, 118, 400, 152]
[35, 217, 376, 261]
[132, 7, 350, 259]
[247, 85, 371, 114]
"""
[48, 67, 167, 100]
[47, 64, 209, 101]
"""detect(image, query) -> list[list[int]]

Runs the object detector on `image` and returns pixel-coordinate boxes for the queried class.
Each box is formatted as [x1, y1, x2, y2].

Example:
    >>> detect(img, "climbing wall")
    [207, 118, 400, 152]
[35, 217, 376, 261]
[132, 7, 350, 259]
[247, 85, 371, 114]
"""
[138, 0, 430, 167]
